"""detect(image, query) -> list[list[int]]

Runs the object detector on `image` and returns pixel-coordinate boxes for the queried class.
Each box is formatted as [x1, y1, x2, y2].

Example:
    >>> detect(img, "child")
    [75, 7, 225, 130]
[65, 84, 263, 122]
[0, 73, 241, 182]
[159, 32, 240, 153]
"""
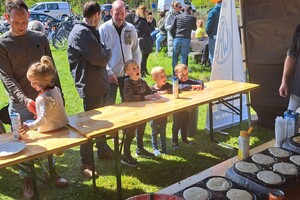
[195, 19, 207, 41]
[150, 66, 172, 156]
[172, 64, 204, 149]
[20, 56, 69, 133]
[122, 59, 161, 167]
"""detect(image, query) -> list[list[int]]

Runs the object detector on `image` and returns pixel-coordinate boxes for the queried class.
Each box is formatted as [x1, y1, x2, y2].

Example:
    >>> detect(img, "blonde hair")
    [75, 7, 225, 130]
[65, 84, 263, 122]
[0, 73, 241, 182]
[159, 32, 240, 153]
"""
[174, 64, 188, 73]
[197, 19, 204, 28]
[151, 66, 165, 80]
[124, 59, 139, 72]
[27, 56, 56, 80]
[136, 5, 147, 18]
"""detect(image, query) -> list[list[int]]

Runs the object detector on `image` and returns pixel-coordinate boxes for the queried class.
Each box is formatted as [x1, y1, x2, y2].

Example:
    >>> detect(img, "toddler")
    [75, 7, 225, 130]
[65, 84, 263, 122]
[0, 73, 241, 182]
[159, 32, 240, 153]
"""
[122, 59, 161, 167]
[150, 67, 172, 156]
[195, 19, 207, 41]
[20, 56, 69, 133]
[172, 64, 204, 149]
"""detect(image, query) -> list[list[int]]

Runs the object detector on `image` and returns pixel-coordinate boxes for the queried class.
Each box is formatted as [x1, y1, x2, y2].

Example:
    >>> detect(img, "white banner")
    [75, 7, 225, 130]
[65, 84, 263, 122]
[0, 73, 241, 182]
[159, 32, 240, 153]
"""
[205, 0, 248, 130]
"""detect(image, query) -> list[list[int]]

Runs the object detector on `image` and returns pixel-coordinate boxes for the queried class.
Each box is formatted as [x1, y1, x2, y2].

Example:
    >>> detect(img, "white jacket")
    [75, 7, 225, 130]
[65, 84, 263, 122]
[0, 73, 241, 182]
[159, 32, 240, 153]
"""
[99, 20, 141, 78]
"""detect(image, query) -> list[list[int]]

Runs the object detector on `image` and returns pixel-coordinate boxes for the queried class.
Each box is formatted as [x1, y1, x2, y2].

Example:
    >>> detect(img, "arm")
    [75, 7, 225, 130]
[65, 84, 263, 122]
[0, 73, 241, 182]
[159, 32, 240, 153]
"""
[123, 80, 145, 102]
[164, 13, 173, 31]
[136, 18, 152, 35]
[279, 55, 295, 97]
[131, 28, 141, 65]
[205, 10, 213, 35]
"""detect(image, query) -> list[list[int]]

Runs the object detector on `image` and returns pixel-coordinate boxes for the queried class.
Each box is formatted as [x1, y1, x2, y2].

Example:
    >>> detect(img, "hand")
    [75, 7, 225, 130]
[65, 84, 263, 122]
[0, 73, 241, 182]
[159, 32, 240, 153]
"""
[279, 82, 288, 97]
[19, 124, 29, 136]
[108, 74, 118, 84]
[26, 100, 36, 115]
[193, 85, 203, 91]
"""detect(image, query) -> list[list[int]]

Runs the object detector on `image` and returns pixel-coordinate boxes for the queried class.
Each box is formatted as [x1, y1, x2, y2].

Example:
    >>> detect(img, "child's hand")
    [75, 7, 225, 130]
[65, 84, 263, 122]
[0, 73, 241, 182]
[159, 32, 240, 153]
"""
[193, 85, 203, 91]
[19, 124, 29, 136]
[145, 93, 161, 100]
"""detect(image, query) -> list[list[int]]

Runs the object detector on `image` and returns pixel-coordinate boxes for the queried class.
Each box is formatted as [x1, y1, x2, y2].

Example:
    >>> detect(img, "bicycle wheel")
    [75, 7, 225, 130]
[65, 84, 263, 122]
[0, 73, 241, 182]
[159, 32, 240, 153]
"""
[52, 35, 65, 50]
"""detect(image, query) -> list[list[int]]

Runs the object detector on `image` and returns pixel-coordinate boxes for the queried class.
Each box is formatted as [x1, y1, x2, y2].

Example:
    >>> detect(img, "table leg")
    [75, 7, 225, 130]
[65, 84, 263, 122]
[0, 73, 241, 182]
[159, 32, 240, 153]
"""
[240, 93, 242, 130]
[91, 140, 96, 187]
[114, 132, 122, 200]
[47, 154, 56, 198]
[29, 161, 39, 200]
[209, 102, 214, 141]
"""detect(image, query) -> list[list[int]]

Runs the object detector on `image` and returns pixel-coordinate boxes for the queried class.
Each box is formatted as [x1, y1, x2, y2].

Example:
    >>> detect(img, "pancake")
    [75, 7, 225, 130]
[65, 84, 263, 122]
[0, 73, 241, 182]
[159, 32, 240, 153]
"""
[183, 187, 209, 200]
[251, 153, 275, 165]
[273, 162, 298, 175]
[226, 188, 253, 200]
[235, 161, 260, 173]
[290, 155, 300, 165]
[268, 147, 290, 158]
[206, 177, 230, 191]
[257, 171, 283, 185]
[292, 136, 300, 144]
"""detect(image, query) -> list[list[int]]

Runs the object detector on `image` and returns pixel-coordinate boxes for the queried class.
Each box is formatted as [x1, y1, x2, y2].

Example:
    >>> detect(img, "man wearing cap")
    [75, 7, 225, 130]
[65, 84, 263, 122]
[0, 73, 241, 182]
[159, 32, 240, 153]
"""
[206, 0, 222, 65]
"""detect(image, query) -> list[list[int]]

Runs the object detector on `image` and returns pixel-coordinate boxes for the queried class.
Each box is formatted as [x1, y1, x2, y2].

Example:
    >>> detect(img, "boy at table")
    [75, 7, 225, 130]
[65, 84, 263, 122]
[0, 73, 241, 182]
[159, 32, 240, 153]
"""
[172, 64, 204, 149]
[122, 59, 161, 167]
[150, 67, 172, 156]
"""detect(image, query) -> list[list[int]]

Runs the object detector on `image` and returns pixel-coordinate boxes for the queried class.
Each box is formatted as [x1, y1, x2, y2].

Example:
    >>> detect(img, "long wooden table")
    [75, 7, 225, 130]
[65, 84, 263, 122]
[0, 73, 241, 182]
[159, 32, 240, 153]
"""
[0, 128, 88, 198]
[67, 80, 259, 200]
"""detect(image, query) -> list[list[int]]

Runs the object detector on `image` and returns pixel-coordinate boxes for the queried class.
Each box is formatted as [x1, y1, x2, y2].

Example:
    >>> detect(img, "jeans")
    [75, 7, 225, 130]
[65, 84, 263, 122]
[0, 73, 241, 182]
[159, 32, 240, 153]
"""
[123, 123, 146, 157]
[172, 38, 191, 72]
[208, 38, 216, 66]
[156, 33, 167, 52]
[172, 111, 189, 143]
[106, 76, 128, 105]
[151, 30, 159, 44]
[150, 117, 167, 152]
[288, 93, 300, 111]
[80, 95, 111, 164]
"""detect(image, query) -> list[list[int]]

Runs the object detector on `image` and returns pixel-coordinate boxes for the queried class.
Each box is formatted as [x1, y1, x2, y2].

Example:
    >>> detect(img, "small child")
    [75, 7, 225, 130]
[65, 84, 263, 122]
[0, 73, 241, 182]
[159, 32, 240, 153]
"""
[195, 19, 207, 41]
[20, 56, 69, 134]
[122, 59, 161, 167]
[172, 64, 204, 149]
[150, 66, 172, 156]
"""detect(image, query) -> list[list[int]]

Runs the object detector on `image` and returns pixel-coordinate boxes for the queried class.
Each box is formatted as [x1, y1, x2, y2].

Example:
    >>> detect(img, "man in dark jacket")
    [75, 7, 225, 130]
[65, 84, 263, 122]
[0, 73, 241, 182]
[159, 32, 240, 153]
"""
[206, 0, 222, 65]
[170, 5, 196, 73]
[68, 1, 112, 178]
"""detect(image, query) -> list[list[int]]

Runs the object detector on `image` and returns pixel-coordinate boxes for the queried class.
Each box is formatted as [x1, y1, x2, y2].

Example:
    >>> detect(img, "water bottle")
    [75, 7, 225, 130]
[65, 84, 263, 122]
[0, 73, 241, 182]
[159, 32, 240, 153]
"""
[238, 130, 250, 160]
[283, 110, 299, 138]
[10, 113, 21, 140]
[173, 77, 179, 99]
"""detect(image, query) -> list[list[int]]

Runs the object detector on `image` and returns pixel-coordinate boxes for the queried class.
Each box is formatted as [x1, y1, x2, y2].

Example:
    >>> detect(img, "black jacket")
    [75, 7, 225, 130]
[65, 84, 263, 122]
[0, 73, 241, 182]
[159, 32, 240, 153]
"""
[134, 15, 153, 54]
[170, 12, 197, 39]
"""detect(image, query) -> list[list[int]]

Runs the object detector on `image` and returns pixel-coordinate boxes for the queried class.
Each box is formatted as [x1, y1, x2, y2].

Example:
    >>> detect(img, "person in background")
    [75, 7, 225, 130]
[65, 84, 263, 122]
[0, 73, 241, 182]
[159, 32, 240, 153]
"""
[148, 11, 158, 43]
[170, 5, 196, 73]
[172, 64, 204, 149]
[279, 24, 300, 111]
[155, 11, 167, 52]
[134, 5, 153, 77]
[195, 19, 210, 66]
[99, 0, 140, 104]
[125, 7, 135, 24]
[103, 10, 112, 22]
[28, 20, 45, 33]
[164, 1, 182, 57]
[68, 1, 112, 179]
[122, 59, 161, 166]
[20, 56, 68, 133]
[206, 0, 222, 65]
[150, 66, 172, 156]
[0, 0, 67, 198]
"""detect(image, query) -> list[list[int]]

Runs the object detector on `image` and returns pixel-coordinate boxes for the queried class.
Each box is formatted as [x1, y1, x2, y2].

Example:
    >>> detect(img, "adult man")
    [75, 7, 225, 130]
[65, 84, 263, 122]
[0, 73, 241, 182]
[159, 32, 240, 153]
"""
[206, 0, 222, 65]
[164, 1, 182, 57]
[0, 0, 68, 199]
[279, 25, 300, 111]
[99, 0, 140, 105]
[170, 5, 196, 71]
[68, 1, 112, 178]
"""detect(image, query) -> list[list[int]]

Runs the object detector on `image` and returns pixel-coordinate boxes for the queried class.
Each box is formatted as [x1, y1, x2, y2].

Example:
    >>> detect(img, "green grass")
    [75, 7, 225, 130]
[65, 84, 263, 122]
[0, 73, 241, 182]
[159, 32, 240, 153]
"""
[0, 47, 275, 200]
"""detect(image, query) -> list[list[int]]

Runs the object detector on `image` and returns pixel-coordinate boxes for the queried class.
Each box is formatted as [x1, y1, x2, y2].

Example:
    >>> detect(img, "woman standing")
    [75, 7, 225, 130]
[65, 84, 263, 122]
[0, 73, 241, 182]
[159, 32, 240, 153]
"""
[134, 5, 153, 77]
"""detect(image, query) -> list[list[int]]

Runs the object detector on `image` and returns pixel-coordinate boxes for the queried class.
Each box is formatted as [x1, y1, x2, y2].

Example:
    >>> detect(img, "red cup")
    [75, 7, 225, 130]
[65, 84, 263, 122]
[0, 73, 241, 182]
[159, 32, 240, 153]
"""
[269, 190, 285, 200]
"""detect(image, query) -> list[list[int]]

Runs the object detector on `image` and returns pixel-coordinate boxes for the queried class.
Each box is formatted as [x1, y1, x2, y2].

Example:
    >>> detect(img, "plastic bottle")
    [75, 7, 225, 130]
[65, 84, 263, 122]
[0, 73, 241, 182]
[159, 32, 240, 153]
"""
[238, 130, 250, 160]
[10, 113, 21, 140]
[173, 77, 179, 99]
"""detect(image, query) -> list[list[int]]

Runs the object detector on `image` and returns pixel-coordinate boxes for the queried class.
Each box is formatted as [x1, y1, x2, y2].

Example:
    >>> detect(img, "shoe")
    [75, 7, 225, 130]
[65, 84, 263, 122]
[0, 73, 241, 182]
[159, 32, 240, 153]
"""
[45, 171, 69, 188]
[23, 177, 34, 200]
[121, 155, 138, 167]
[81, 164, 99, 179]
[172, 143, 179, 149]
[153, 149, 161, 157]
[98, 150, 114, 160]
[136, 149, 154, 158]
[161, 150, 168, 155]
[182, 139, 192, 144]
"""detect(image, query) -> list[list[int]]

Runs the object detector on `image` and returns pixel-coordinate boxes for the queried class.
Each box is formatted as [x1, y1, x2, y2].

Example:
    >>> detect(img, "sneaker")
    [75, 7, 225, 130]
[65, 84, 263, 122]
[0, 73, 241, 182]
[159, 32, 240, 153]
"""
[136, 149, 154, 158]
[172, 143, 179, 149]
[121, 155, 138, 167]
[153, 149, 161, 157]
[161, 150, 168, 155]
[81, 164, 99, 179]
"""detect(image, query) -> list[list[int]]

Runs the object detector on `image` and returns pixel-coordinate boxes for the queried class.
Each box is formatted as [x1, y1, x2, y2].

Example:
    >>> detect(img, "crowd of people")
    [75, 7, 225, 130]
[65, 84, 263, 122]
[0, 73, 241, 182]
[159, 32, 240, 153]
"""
[0, 0, 221, 199]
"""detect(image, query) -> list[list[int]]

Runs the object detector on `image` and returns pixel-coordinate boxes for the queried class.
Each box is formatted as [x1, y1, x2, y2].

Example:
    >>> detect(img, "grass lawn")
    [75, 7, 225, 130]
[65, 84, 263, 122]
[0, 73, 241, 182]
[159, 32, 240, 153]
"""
[0, 47, 275, 200]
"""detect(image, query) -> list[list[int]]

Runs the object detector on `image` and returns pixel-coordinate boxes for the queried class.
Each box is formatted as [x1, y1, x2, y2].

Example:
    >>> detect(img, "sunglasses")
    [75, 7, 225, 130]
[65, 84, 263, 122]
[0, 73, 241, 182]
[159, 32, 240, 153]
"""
[177, 6, 182, 9]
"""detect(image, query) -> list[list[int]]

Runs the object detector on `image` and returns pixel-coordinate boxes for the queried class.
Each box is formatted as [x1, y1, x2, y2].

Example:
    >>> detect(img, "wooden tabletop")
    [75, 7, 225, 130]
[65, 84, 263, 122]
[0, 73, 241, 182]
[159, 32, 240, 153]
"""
[68, 80, 259, 139]
[0, 127, 88, 168]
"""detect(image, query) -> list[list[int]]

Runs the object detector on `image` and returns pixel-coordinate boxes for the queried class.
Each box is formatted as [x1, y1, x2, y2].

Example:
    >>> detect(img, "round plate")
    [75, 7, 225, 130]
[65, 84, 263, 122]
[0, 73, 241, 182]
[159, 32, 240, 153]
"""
[0, 142, 26, 157]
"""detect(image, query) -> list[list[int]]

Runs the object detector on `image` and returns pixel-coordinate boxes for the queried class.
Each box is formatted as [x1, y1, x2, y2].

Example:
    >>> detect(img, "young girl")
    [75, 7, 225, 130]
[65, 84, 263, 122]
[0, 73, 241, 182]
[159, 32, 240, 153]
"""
[20, 56, 69, 134]
[195, 19, 207, 41]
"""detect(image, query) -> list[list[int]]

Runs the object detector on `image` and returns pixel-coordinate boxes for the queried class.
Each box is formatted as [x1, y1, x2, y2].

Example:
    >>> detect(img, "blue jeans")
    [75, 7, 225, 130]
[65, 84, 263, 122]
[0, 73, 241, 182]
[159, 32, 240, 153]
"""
[172, 38, 191, 71]
[151, 30, 159, 44]
[288, 93, 300, 111]
[123, 123, 146, 157]
[81, 95, 111, 164]
[156, 33, 166, 52]
[172, 111, 189, 143]
[150, 117, 167, 152]
[106, 76, 128, 105]
[208, 38, 216, 65]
